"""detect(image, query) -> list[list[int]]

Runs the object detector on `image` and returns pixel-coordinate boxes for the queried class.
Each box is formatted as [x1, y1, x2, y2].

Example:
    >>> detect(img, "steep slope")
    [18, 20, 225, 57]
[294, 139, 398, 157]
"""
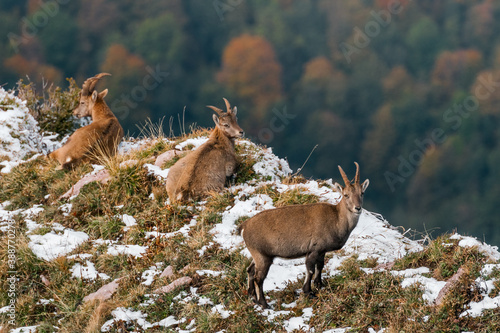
[0, 91, 500, 332]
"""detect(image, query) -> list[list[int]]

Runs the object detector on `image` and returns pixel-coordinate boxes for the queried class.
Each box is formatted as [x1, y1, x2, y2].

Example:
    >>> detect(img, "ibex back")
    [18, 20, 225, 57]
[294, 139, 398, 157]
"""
[166, 98, 244, 203]
[49, 73, 124, 170]
[239, 162, 369, 308]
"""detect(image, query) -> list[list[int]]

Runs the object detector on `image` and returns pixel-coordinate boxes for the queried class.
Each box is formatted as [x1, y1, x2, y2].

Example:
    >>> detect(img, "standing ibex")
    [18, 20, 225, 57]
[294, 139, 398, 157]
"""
[239, 162, 369, 308]
[166, 98, 244, 203]
[49, 73, 124, 170]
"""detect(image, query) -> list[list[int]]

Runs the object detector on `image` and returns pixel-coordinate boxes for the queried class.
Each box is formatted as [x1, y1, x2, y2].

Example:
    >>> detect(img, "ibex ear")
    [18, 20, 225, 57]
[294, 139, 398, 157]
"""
[91, 90, 98, 102]
[212, 114, 219, 125]
[99, 89, 108, 99]
[362, 179, 370, 192]
[232, 106, 237, 116]
[333, 182, 343, 193]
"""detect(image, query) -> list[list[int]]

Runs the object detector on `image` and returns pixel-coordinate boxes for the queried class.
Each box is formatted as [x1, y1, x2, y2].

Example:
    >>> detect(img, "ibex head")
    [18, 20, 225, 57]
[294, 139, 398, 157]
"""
[334, 162, 370, 214]
[73, 73, 111, 118]
[206, 98, 244, 139]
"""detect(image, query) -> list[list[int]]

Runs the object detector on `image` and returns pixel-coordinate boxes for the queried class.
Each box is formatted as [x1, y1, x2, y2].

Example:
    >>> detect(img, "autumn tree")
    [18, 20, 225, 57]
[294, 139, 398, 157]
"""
[4, 54, 62, 84]
[431, 49, 482, 95]
[464, 0, 494, 50]
[100, 44, 149, 130]
[471, 70, 500, 116]
[218, 34, 283, 122]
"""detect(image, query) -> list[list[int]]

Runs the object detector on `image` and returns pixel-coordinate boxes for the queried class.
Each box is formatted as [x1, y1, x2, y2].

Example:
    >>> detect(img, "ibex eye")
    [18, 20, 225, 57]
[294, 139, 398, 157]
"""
[224, 124, 229, 127]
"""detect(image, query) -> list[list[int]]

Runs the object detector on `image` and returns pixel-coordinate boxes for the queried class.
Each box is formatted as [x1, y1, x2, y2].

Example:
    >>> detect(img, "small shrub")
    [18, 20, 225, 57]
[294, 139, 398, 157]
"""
[16, 78, 81, 136]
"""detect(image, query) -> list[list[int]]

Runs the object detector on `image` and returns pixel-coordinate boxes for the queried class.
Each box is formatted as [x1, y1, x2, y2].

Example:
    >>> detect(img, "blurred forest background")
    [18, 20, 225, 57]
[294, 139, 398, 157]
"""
[1, 0, 500, 245]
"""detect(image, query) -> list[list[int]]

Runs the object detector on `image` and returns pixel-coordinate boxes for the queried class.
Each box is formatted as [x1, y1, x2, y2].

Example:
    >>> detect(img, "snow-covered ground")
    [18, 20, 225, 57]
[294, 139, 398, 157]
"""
[1, 89, 500, 332]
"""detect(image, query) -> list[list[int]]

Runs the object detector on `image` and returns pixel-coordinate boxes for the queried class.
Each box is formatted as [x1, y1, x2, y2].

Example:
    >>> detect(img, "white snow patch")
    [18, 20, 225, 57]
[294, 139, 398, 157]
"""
[120, 214, 137, 227]
[145, 217, 198, 239]
[391, 267, 430, 278]
[342, 211, 423, 263]
[144, 163, 169, 179]
[141, 263, 163, 286]
[70, 260, 110, 280]
[175, 137, 208, 150]
[101, 307, 185, 331]
[450, 233, 500, 261]
[251, 147, 292, 180]
[196, 270, 224, 277]
[460, 264, 500, 318]
[212, 194, 274, 250]
[9, 326, 39, 333]
[36, 298, 54, 305]
[67, 253, 93, 260]
[461, 294, 500, 318]
[481, 264, 500, 276]
[265, 258, 306, 292]
[0, 87, 41, 172]
[400, 275, 447, 303]
[283, 307, 313, 332]
[107, 244, 148, 258]
[59, 203, 73, 217]
[28, 228, 89, 261]
[211, 304, 234, 319]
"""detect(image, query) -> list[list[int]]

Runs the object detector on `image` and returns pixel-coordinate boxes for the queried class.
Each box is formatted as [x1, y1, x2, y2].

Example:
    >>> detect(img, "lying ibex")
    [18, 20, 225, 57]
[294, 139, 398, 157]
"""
[49, 73, 124, 170]
[239, 162, 369, 308]
[166, 98, 244, 203]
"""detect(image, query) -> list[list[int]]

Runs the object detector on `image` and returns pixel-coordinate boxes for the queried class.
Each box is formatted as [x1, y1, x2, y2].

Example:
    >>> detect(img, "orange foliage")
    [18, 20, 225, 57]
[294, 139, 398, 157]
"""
[382, 66, 413, 97]
[362, 104, 397, 173]
[4, 54, 62, 83]
[465, 0, 494, 43]
[101, 44, 146, 75]
[302, 56, 334, 82]
[218, 34, 282, 120]
[431, 49, 482, 93]
[471, 70, 500, 115]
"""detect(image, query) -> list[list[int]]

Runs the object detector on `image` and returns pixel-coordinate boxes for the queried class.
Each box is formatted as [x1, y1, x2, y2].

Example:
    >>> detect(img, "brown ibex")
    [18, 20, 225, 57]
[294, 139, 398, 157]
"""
[239, 162, 369, 308]
[166, 98, 244, 203]
[49, 73, 124, 170]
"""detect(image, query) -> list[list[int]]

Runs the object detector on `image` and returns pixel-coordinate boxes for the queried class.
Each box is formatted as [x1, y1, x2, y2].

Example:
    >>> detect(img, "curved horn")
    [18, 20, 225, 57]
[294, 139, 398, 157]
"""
[338, 165, 350, 185]
[223, 97, 232, 113]
[82, 73, 111, 96]
[354, 162, 360, 184]
[206, 105, 224, 116]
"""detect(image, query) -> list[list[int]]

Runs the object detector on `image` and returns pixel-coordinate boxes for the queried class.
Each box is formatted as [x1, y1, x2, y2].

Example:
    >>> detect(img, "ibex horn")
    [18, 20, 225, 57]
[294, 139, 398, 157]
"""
[82, 73, 111, 96]
[206, 105, 224, 116]
[338, 165, 350, 185]
[354, 162, 360, 184]
[223, 97, 232, 113]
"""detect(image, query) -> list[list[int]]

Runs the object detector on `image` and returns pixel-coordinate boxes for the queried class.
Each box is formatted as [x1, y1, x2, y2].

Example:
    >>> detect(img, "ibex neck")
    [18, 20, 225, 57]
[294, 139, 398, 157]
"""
[91, 100, 116, 121]
[338, 198, 360, 232]
[210, 126, 235, 148]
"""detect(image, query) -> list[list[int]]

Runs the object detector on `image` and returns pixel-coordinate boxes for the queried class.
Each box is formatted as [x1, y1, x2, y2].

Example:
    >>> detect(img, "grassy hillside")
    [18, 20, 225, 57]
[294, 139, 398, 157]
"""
[1, 126, 500, 332]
